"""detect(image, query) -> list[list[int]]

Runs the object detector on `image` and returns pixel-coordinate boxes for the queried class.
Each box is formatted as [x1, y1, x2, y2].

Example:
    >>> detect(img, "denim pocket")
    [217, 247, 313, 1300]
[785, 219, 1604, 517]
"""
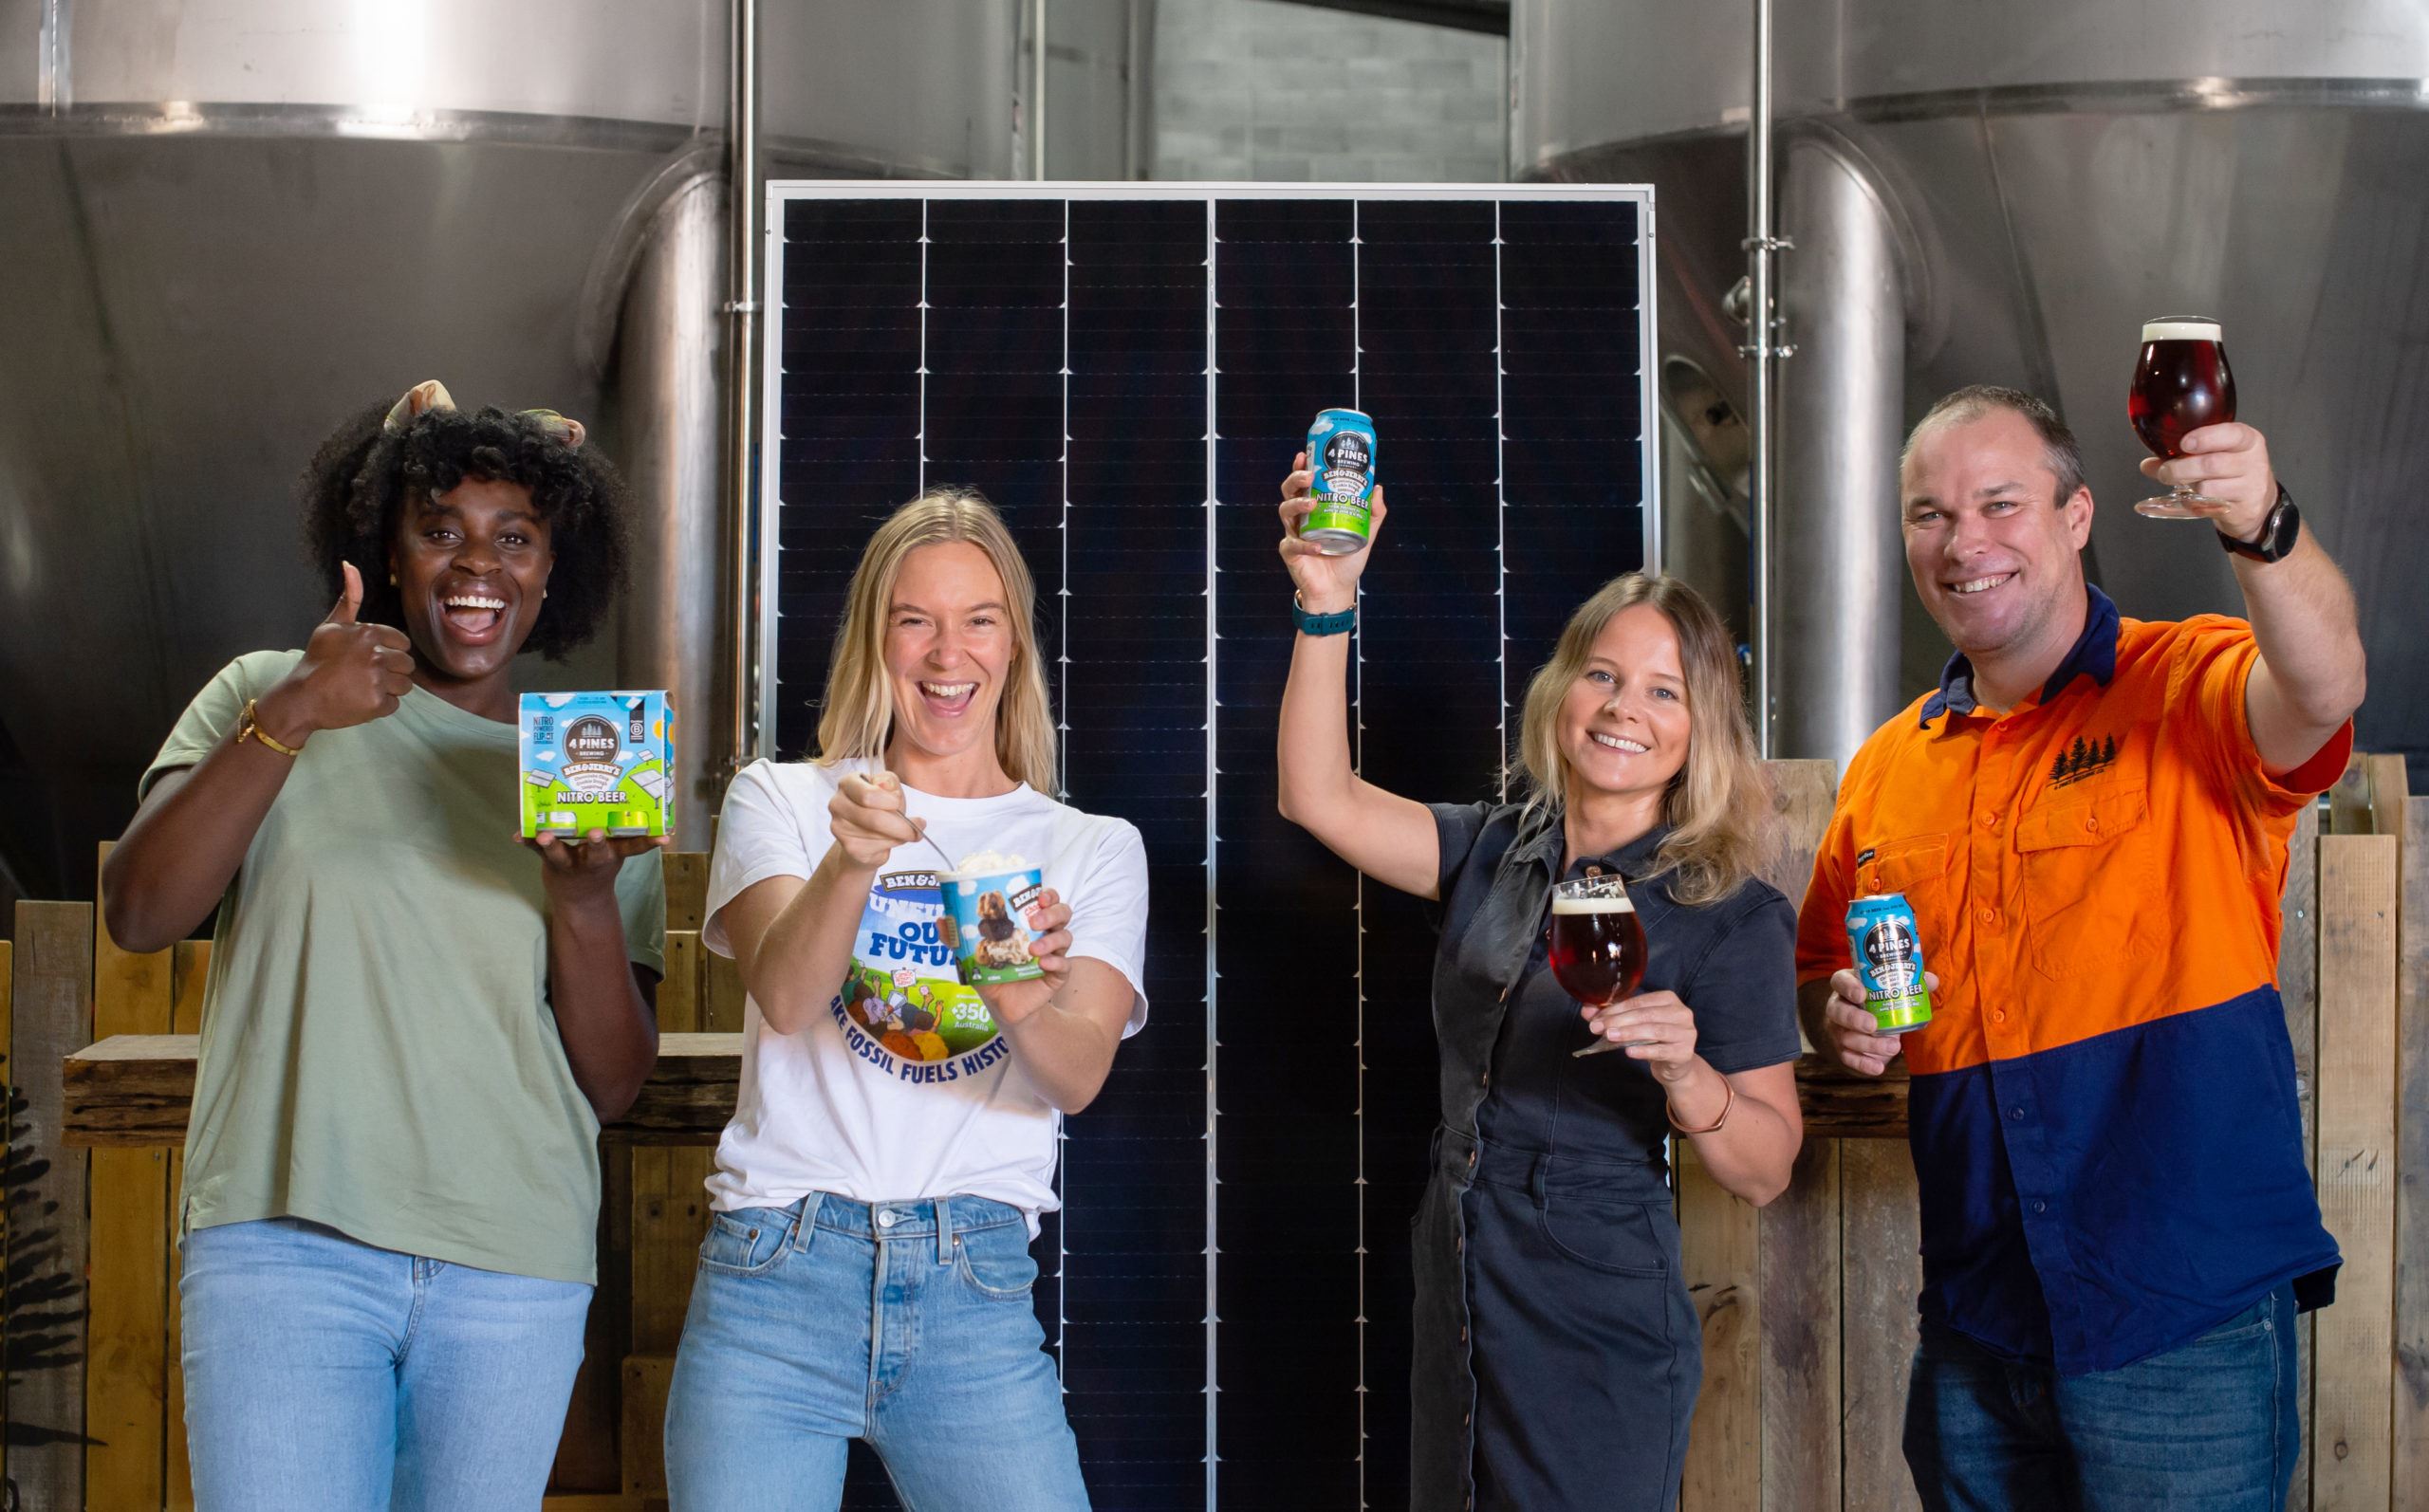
[1537, 1196, 1671, 1279]
[696, 1207, 793, 1277]
[2187, 1295, 2277, 1347]
[955, 1226, 1039, 1300]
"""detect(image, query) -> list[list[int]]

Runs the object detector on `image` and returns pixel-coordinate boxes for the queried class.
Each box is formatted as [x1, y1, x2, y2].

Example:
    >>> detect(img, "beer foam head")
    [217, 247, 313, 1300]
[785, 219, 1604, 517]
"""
[1550, 894, 1635, 914]
[2142, 318, 2220, 342]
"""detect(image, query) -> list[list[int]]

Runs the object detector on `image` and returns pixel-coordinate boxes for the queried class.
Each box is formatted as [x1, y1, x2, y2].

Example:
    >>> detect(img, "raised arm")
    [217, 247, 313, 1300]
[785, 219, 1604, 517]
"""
[1273, 454, 1442, 899]
[104, 565, 416, 953]
[2147, 424, 2365, 773]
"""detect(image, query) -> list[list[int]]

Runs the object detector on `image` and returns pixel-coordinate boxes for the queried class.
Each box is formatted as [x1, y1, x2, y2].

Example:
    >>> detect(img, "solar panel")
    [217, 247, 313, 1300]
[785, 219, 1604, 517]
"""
[762, 183, 1654, 1512]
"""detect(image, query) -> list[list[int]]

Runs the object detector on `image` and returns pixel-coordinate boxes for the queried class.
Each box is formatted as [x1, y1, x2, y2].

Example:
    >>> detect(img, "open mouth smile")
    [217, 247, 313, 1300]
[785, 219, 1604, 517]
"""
[1947, 573, 2013, 597]
[439, 592, 509, 644]
[918, 679, 978, 715]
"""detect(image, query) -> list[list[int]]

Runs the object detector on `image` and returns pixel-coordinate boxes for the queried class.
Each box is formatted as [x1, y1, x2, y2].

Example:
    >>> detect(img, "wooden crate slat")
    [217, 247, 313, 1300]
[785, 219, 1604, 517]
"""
[1760, 1139, 1841, 1512]
[2393, 797, 2428, 1511]
[165, 940, 208, 1512]
[2311, 834, 2398, 1511]
[620, 1353, 677, 1501]
[1839, 1140, 1922, 1512]
[2283, 801, 2321, 1512]
[1678, 1148, 1760, 1512]
[631, 935, 713, 1368]
[662, 853, 709, 934]
[13, 901, 96, 1510]
[88, 845, 174, 1509]
[2366, 753, 2410, 837]
[2328, 752, 2373, 835]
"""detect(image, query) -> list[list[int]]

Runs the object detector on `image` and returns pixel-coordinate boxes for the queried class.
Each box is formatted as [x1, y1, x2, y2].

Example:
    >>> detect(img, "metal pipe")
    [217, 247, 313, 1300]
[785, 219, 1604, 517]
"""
[617, 174, 728, 843]
[1776, 135, 1905, 767]
[1743, 0, 1784, 756]
[727, 0, 760, 767]
[1032, 0, 1048, 179]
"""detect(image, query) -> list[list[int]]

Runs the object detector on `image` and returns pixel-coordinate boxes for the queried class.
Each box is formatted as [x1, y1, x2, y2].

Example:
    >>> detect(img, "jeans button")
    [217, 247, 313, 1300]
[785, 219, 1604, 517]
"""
[877, 1209, 898, 1229]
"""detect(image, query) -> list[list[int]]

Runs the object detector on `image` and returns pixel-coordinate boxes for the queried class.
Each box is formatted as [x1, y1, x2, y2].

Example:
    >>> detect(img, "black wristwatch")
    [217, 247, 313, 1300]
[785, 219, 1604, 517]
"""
[2218, 483, 2300, 563]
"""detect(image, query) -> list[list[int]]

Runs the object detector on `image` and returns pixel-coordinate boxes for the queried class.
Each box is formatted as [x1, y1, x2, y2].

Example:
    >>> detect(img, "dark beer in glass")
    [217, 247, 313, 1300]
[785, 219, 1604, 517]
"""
[2129, 318, 2236, 519]
[1551, 876, 1648, 1057]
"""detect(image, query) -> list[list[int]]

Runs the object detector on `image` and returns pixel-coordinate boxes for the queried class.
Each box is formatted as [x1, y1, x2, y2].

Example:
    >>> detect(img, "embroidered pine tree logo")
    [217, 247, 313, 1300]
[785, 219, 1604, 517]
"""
[2050, 732, 2120, 787]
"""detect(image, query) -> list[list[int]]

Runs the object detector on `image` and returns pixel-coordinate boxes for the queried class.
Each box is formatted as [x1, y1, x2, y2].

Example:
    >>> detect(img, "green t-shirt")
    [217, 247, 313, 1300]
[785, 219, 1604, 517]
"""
[142, 650, 666, 1284]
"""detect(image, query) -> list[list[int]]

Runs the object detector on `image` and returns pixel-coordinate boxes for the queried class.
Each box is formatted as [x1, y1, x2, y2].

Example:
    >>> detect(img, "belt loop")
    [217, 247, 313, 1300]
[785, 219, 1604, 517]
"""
[789, 1193, 819, 1251]
[1528, 1152, 1548, 1206]
[935, 1197, 953, 1265]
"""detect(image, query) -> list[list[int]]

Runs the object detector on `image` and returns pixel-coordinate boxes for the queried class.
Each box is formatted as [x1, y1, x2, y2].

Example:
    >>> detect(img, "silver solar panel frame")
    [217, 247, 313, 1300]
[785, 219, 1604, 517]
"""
[752, 178, 1660, 1505]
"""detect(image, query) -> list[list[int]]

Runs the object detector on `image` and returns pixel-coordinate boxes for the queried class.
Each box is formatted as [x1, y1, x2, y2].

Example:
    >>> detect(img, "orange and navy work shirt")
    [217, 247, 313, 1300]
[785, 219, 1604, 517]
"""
[1794, 586, 2349, 1375]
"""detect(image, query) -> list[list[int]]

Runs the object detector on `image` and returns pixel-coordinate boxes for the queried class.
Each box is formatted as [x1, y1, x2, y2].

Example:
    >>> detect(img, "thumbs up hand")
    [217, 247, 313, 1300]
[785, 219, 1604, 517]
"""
[254, 562, 418, 747]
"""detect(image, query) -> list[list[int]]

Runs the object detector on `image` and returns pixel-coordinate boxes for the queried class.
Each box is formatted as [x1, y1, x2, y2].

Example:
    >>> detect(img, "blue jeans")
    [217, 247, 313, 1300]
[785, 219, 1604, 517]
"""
[1903, 1286, 2301, 1511]
[178, 1216, 591, 1512]
[663, 1193, 1087, 1511]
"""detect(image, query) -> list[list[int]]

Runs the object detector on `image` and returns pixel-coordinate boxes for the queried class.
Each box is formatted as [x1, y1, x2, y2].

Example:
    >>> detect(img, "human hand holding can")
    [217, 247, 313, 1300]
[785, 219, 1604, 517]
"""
[1845, 894, 1933, 1033]
[1299, 409, 1378, 556]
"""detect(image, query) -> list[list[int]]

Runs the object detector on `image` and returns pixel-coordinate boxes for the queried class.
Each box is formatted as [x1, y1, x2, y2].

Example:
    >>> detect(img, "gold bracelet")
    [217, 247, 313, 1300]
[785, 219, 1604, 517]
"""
[1666, 1072, 1734, 1135]
[237, 698, 304, 758]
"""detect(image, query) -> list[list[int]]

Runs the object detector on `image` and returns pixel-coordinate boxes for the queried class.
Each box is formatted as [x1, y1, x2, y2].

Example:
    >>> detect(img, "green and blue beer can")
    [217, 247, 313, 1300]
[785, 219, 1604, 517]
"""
[1846, 894, 1932, 1034]
[1303, 408, 1378, 555]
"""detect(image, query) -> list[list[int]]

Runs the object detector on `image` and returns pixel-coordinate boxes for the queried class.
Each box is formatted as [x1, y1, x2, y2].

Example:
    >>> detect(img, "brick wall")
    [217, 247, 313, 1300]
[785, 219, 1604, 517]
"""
[1152, 0, 1507, 183]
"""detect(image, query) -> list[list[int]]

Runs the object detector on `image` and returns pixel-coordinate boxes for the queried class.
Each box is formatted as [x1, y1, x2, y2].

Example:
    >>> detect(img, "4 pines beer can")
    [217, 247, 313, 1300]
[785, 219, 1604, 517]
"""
[1846, 894, 1933, 1034]
[1303, 408, 1378, 555]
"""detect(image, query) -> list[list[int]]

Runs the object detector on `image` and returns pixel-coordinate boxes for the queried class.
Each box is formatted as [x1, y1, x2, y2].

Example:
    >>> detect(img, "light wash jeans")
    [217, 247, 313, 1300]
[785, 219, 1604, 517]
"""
[178, 1216, 591, 1512]
[663, 1192, 1088, 1511]
[1903, 1285, 2302, 1511]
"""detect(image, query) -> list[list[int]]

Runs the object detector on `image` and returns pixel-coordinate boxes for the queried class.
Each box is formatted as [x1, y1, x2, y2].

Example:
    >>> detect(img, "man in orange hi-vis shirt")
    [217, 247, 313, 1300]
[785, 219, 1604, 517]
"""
[1796, 386, 2365, 1512]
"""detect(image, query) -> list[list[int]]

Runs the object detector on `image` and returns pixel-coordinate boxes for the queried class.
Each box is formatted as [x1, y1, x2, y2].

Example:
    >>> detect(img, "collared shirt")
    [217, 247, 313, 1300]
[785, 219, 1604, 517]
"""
[1431, 808, 1803, 1157]
[1794, 585, 2351, 1374]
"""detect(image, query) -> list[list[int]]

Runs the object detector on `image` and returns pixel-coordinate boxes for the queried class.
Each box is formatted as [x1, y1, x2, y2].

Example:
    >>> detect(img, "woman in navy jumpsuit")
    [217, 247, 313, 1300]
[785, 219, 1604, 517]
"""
[1272, 459, 1807, 1512]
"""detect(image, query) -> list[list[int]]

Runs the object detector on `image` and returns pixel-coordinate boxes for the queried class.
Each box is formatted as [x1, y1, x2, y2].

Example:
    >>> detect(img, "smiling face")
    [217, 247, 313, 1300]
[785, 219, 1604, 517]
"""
[1901, 407, 2092, 663]
[1558, 602, 1694, 804]
[882, 541, 1014, 778]
[390, 475, 553, 691]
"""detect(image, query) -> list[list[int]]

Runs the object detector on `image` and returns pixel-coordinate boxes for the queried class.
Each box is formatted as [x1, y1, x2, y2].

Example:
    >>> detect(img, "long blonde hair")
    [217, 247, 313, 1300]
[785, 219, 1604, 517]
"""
[1513, 573, 1773, 905]
[810, 489, 1058, 793]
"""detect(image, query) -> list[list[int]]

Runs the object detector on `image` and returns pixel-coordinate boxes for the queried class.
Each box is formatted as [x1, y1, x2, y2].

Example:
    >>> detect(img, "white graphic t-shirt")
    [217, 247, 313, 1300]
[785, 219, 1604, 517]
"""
[703, 757, 1149, 1227]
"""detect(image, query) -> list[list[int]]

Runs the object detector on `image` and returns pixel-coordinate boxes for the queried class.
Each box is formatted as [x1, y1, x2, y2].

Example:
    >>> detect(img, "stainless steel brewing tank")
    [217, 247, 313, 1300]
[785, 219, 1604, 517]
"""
[0, 0, 1136, 901]
[1513, 1, 2429, 777]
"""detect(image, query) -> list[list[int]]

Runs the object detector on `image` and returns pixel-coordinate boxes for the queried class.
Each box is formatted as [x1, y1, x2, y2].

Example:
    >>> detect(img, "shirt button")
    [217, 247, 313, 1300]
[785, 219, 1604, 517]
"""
[1978, 908, 1997, 925]
[1993, 1010, 2009, 1023]
[2031, 1200, 2048, 1215]
[1978, 810, 1997, 829]
[877, 1209, 898, 1229]
[2086, 817, 2100, 833]
[2009, 1107, 2025, 1121]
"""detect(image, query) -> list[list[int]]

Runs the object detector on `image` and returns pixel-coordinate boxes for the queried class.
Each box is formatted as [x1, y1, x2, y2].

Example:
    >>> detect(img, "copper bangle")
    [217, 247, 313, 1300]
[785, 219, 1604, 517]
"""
[1666, 1072, 1734, 1135]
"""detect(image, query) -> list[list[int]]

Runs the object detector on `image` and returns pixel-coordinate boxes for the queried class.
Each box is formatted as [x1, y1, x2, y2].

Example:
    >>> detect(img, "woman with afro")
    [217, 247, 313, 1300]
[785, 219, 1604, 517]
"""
[102, 381, 668, 1511]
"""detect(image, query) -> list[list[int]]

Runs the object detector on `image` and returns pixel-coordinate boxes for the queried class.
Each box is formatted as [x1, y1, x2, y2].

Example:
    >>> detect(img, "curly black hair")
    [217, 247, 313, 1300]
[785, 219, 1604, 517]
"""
[300, 398, 633, 661]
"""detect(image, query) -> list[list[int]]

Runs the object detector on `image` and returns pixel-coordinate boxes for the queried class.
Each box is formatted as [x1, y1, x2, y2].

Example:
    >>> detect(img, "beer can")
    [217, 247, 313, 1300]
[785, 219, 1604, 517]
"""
[1845, 894, 1932, 1034]
[1303, 408, 1378, 556]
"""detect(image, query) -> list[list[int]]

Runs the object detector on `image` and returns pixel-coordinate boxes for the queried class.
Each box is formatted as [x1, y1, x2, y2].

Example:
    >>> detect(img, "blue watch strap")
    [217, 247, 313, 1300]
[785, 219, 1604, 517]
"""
[1292, 593, 1357, 636]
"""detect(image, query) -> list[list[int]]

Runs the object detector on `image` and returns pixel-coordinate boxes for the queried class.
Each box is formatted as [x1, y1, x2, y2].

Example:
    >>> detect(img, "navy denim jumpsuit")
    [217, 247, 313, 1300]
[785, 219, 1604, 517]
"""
[1412, 802, 1803, 1512]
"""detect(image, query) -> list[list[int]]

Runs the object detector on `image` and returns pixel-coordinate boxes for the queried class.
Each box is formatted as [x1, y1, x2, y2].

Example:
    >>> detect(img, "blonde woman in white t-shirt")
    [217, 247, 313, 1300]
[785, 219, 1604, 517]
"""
[666, 490, 1150, 1511]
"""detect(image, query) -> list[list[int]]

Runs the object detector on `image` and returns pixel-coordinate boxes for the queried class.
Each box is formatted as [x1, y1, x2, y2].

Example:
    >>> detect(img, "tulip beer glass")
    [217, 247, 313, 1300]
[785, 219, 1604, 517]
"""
[2129, 317, 2237, 519]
